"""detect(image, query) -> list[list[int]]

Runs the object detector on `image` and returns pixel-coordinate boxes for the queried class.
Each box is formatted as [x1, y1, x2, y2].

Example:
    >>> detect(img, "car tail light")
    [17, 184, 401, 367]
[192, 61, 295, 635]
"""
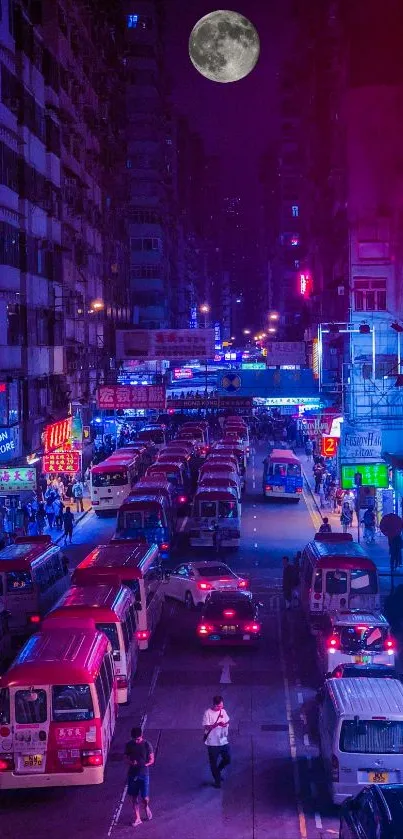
[136, 629, 151, 641]
[385, 638, 395, 654]
[223, 609, 235, 618]
[238, 579, 248, 589]
[314, 593, 321, 601]
[197, 623, 214, 635]
[197, 581, 213, 591]
[244, 623, 260, 633]
[116, 676, 128, 690]
[160, 542, 169, 552]
[296, 487, 303, 493]
[265, 485, 272, 491]
[178, 496, 187, 504]
[331, 754, 339, 781]
[29, 614, 41, 625]
[333, 668, 343, 678]
[82, 749, 103, 767]
[0, 754, 14, 771]
[0, 726, 10, 738]
[328, 635, 339, 652]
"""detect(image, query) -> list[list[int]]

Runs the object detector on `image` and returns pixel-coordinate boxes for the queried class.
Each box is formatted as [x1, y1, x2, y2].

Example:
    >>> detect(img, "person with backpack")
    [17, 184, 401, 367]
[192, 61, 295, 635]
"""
[319, 517, 332, 533]
[72, 479, 84, 513]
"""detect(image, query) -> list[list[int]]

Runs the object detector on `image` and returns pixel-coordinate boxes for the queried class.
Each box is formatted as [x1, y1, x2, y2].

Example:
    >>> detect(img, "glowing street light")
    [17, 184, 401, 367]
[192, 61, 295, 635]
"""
[90, 298, 105, 312]
[199, 303, 210, 315]
[230, 335, 236, 341]
[243, 328, 251, 335]
[269, 312, 279, 321]
[268, 326, 277, 334]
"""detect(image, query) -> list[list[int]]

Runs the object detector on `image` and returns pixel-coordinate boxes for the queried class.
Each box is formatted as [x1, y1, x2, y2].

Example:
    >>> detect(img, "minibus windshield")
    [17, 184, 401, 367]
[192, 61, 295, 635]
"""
[340, 720, 403, 754]
[218, 501, 238, 519]
[92, 471, 127, 487]
[52, 684, 94, 722]
[95, 622, 119, 653]
[351, 569, 378, 594]
[337, 625, 386, 652]
[6, 570, 33, 592]
[16, 688, 47, 724]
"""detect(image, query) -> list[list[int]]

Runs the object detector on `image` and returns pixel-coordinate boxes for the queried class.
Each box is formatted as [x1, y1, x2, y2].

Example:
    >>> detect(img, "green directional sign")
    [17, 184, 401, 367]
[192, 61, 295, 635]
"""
[341, 463, 388, 490]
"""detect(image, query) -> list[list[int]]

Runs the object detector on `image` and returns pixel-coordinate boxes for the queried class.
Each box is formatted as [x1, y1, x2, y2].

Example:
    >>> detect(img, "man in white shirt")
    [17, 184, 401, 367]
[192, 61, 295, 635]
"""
[202, 695, 231, 788]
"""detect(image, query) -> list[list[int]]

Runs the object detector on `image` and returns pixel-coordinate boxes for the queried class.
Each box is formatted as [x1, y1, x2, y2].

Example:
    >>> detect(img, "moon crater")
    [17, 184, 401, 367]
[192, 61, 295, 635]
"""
[189, 10, 260, 83]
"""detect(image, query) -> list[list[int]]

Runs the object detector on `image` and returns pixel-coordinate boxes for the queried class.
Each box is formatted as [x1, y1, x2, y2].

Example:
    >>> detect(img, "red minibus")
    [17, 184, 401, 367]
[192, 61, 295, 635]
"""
[0, 537, 69, 636]
[146, 461, 189, 513]
[72, 542, 164, 650]
[0, 627, 117, 788]
[43, 584, 139, 703]
[90, 452, 139, 514]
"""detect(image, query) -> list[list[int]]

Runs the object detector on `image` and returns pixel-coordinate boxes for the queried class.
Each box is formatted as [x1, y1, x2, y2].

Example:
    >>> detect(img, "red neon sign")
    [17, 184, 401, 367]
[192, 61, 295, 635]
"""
[43, 418, 72, 454]
[321, 436, 338, 458]
[299, 273, 313, 297]
[43, 451, 81, 474]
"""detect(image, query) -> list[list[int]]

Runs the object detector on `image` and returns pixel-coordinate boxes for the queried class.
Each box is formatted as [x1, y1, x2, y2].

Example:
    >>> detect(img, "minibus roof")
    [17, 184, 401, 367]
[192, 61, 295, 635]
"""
[327, 677, 403, 716]
[331, 611, 389, 627]
[194, 488, 238, 500]
[119, 493, 167, 510]
[132, 478, 173, 492]
[150, 459, 184, 469]
[1, 629, 109, 687]
[73, 542, 159, 581]
[45, 584, 133, 622]
[0, 540, 57, 572]
[269, 449, 301, 464]
[199, 472, 238, 484]
[306, 536, 375, 569]
[91, 459, 134, 474]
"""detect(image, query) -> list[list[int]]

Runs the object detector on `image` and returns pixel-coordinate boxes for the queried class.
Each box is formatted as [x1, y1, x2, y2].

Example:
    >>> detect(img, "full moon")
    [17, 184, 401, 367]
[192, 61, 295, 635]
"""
[189, 10, 260, 84]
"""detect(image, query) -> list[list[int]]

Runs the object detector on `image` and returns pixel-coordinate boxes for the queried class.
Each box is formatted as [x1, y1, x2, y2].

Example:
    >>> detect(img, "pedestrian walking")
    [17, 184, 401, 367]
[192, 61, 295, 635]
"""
[36, 502, 46, 534]
[62, 506, 74, 544]
[125, 726, 154, 827]
[45, 498, 55, 528]
[389, 532, 403, 570]
[362, 507, 376, 543]
[72, 479, 84, 513]
[335, 486, 344, 514]
[340, 501, 353, 534]
[291, 554, 300, 607]
[319, 483, 326, 509]
[305, 439, 313, 461]
[202, 695, 231, 788]
[319, 517, 332, 533]
[53, 497, 64, 530]
[314, 465, 323, 494]
[282, 556, 294, 609]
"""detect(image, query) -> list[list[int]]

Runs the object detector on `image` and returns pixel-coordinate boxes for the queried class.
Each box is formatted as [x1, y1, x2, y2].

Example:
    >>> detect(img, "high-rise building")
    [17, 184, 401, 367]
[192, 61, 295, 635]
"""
[0, 0, 129, 461]
[123, 0, 174, 329]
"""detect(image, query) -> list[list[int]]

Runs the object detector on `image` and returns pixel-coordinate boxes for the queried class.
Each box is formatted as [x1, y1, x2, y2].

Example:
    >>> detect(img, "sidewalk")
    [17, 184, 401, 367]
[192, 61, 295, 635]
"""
[300, 453, 400, 589]
[42, 495, 92, 545]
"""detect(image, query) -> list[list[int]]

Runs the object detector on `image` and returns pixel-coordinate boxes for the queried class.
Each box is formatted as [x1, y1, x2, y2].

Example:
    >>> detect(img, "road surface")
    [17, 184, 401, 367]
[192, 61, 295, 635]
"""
[2, 444, 343, 839]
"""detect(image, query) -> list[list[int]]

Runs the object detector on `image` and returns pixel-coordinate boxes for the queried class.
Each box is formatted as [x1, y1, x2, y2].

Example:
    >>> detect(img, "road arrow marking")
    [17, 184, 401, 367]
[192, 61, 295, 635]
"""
[219, 656, 236, 684]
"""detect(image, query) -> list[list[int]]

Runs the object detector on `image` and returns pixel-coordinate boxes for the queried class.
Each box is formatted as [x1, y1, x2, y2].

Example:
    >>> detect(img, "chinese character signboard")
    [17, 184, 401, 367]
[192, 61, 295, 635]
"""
[0, 468, 37, 492]
[0, 426, 22, 463]
[43, 452, 81, 474]
[43, 418, 72, 454]
[265, 342, 306, 367]
[340, 426, 382, 462]
[116, 329, 215, 361]
[97, 385, 166, 411]
[167, 397, 253, 410]
[321, 436, 338, 458]
[341, 463, 388, 490]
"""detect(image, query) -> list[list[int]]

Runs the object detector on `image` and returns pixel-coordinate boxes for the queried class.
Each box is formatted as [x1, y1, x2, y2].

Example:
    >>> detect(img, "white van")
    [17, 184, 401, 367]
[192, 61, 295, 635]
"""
[316, 611, 395, 676]
[318, 677, 403, 803]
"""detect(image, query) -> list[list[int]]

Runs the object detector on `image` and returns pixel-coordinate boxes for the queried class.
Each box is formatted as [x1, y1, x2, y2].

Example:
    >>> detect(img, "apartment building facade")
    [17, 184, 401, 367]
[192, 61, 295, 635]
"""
[0, 0, 129, 461]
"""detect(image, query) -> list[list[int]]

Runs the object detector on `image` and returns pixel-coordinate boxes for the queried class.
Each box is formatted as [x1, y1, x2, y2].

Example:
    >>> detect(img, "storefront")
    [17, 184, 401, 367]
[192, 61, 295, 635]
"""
[383, 453, 403, 518]
[41, 415, 83, 480]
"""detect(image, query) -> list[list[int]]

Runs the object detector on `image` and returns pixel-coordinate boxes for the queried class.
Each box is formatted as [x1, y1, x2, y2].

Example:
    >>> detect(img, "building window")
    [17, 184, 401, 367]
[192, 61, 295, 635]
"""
[130, 209, 160, 224]
[130, 237, 161, 252]
[131, 265, 161, 280]
[354, 279, 387, 311]
[127, 14, 152, 29]
[127, 14, 138, 28]
[291, 205, 299, 217]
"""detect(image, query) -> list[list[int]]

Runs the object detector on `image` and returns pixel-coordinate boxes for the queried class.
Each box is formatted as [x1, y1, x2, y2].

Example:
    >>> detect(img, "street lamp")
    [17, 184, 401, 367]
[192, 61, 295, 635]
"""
[243, 328, 251, 336]
[268, 312, 279, 321]
[268, 326, 277, 334]
[90, 298, 105, 312]
[199, 303, 210, 329]
[199, 304, 210, 408]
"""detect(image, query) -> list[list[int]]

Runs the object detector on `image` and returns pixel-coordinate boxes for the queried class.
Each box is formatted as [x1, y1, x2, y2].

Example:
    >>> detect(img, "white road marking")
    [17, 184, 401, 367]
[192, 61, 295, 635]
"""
[303, 734, 310, 746]
[297, 692, 303, 704]
[253, 515, 257, 519]
[107, 784, 127, 837]
[253, 527, 257, 532]
[277, 609, 307, 839]
[314, 813, 323, 829]
[219, 655, 236, 684]
[179, 516, 188, 532]
[148, 665, 160, 697]
[254, 542, 258, 548]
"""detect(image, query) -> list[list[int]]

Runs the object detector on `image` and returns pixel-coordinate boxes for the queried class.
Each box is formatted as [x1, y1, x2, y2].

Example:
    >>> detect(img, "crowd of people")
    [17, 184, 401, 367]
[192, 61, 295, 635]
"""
[0, 473, 86, 547]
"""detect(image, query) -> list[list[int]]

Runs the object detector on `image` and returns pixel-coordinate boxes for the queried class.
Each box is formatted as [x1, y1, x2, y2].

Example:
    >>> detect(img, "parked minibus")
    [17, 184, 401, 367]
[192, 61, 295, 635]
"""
[146, 461, 189, 514]
[224, 423, 250, 455]
[0, 605, 11, 669]
[199, 462, 240, 490]
[300, 534, 380, 630]
[213, 444, 247, 485]
[137, 425, 166, 451]
[72, 542, 164, 650]
[262, 449, 303, 500]
[190, 487, 241, 548]
[317, 611, 395, 676]
[90, 452, 139, 514]
[115, 493, 173, 559]
[129, 478, 177, 522]
[117, 443, 150, 475]
[0, 627, 117, 788]
[198, 472, 241, 501]
[180, 422, 210, 446]
[0, 537, 69, 636]
[44, 584, 139, 703]
[318, 677, 403, 803]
